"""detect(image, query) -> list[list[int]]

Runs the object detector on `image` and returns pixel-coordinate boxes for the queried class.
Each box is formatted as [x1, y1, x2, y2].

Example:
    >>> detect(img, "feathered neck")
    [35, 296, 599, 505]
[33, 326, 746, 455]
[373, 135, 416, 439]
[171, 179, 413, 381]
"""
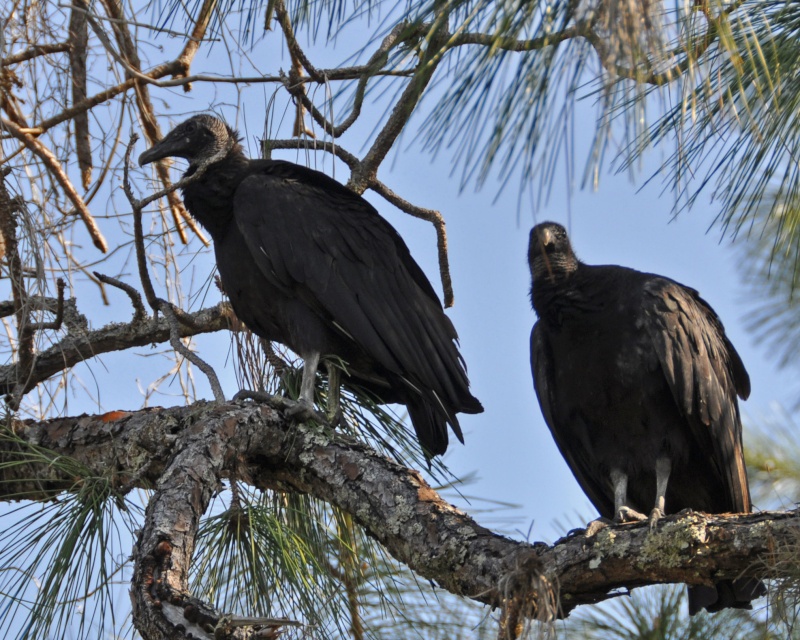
[186, 139, 247, 176]
[530, 252, 579, 285]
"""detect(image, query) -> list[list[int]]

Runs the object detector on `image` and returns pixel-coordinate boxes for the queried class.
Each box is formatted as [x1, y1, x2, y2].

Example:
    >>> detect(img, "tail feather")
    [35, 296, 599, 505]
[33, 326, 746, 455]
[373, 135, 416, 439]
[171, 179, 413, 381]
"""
[688, 578, 766, 615]
[406, 395, 450, 458]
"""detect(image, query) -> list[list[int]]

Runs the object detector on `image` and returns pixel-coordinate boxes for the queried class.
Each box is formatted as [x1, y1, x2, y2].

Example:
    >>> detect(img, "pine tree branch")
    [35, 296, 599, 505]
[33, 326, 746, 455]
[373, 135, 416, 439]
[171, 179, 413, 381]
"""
[0, 401, 782, 638]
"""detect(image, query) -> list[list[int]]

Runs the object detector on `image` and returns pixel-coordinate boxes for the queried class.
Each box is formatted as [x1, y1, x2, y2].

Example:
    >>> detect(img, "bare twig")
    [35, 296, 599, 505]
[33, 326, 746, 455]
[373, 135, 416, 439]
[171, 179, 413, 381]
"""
[265, 138, 360, 170]
[0, 302, 231, 396]
[93, 272, 147, 324]
[9, 63, 408, 139]
[0, 43, 71, 67]
[352, 19, 448, 191]
[123, 134, 226, 401]
[274, 0, 323, 82]
[288, 22, 419, 139]
[0, 296, 63, 319]
[450, 26, 582, 51]
[28, 278, 65, 331]
[97, 0, 192, 243]
[158, 300, 225, 402]
[370, 180, 453, 308]
[174, 0, 218, 84]
[123, 133, 158, 310]
[0, 118, 108, 252]
[0, 171, 33, 408]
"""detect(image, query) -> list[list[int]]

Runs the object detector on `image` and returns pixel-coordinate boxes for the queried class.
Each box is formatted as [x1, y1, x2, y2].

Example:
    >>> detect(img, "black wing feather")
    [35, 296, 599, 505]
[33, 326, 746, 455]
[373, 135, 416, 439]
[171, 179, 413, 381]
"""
[530, 324, 615, 517]
[642, 279, 751, 512]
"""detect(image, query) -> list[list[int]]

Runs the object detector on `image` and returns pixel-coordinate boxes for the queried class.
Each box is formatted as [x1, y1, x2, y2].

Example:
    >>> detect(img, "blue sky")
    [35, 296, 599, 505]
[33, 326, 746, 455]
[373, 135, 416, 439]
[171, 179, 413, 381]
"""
[3, 7, 794, 637]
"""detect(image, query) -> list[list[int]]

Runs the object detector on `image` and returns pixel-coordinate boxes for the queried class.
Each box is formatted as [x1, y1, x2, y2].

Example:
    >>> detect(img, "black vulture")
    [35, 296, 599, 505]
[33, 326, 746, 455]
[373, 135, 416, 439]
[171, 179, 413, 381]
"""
[528, 221, 764, 615]
[139, 114, 482, 457]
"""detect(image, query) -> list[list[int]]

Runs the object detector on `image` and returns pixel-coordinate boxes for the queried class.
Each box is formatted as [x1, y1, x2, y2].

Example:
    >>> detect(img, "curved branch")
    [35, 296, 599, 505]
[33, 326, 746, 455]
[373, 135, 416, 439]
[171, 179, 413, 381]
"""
[1, 402, 780, 633]
[369, 180, 454, 308]
[450, 26, 582, 51]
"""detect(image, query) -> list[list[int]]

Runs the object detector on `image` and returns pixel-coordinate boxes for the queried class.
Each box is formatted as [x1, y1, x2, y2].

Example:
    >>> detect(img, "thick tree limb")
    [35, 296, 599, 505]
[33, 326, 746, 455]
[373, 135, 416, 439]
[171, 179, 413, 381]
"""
[0, 401, 781, 638]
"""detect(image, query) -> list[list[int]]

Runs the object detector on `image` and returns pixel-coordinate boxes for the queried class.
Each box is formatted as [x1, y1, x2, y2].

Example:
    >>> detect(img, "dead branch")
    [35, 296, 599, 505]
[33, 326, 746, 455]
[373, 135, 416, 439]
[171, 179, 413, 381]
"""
[124, 134, 225, 401]
[158, 299, 226, 403]
[370, 180, 453, 307]
[0, 170, 34, 407]
[174, 0, 218, 83]
[69, 0, 92, 189]
[28, 278, 65, 331]
[285, 22, 420, 139]
[0, 301, 232, 396]
[0, 118, 108, 252]
[96, 0, 192, 243]
[274, 0, 323, 82]
[94, 272, 148, 323]
[0, 43, 71, 67]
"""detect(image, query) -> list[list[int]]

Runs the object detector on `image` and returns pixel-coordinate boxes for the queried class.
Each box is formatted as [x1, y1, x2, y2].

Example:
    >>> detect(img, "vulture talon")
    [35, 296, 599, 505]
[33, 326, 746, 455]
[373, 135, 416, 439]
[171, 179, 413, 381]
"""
[615, 506, 647, 524]
[648, 508, 665, 531]
[585, 518, 612, 537]
[284, 398, 328, 425]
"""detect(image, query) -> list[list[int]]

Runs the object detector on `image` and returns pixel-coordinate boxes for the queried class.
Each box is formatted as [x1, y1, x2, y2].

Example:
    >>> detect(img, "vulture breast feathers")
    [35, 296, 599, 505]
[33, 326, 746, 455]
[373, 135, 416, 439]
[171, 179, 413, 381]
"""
[528, 221, 763, 614]
[138, 115, 482, 457]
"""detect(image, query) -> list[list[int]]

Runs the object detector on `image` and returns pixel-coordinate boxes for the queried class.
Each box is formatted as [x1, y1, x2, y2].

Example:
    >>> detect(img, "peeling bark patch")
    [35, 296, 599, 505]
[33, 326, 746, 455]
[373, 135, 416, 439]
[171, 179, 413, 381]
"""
[221, 416, 239, 436]
[416, 484, 438, 502]
[343, 461, 361, 480]
[101, 410, 132, 422]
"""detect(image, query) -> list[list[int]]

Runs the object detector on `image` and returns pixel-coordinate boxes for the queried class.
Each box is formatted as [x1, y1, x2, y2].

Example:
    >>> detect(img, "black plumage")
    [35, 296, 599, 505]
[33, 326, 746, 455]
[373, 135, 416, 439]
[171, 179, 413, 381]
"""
[139, 115, 482, 456]
[528, 221, 763, 615]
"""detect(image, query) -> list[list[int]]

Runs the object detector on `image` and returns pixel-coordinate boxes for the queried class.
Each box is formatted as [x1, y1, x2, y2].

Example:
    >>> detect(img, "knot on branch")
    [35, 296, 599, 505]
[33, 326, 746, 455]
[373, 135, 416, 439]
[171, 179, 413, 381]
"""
[496, 550, 557, 637]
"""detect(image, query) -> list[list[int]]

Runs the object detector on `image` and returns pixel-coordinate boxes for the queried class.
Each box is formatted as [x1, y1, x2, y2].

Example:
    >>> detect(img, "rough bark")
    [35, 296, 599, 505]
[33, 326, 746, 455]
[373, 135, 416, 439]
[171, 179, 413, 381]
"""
[0, 401, 785, 639]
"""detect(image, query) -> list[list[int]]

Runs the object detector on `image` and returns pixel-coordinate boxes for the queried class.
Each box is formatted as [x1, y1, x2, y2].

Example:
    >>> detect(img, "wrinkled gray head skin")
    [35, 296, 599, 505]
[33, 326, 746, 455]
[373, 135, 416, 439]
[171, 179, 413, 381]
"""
[528, 221, 579, 281]
[138, 114, 236, 168]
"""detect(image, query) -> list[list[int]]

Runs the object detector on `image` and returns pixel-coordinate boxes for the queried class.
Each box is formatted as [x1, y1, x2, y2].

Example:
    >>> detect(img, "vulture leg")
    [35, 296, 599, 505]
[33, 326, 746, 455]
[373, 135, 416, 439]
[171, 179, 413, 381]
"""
[611, 468, 647, 523]
[649, 456, 671, 530]
[285, 351, 326, 423]
[325, 361, 344, 426]
[299, 351, 320, 404]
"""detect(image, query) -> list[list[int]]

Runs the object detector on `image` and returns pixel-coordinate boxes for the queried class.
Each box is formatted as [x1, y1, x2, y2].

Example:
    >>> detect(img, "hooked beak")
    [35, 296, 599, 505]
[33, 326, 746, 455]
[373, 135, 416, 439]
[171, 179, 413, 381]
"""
[535, 226, 556, 251]
[138, 130, 189, 166]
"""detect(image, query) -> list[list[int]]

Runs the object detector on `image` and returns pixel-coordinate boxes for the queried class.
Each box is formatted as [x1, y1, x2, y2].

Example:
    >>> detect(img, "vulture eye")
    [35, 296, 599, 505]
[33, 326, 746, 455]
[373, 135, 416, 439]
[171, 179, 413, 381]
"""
[184, 121, 196, 134]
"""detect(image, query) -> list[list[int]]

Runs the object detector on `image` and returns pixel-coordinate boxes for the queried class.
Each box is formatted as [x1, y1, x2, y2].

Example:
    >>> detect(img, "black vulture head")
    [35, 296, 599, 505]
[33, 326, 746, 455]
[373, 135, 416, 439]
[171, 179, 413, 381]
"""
[528, 222, 579, 282]
[138, 115, 236, 169]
